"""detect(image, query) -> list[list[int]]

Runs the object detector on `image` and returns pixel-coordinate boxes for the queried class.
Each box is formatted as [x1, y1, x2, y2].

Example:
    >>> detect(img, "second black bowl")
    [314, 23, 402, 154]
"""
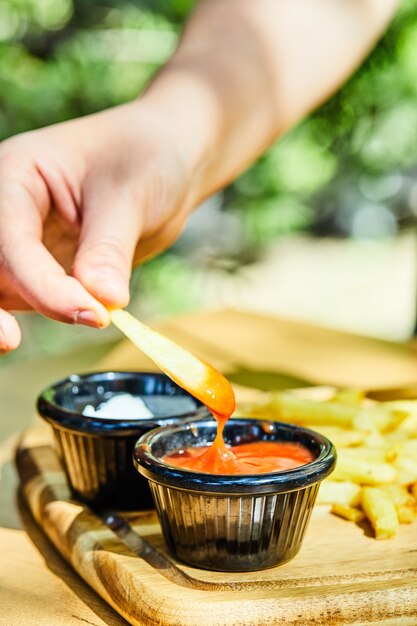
[37, 371, 208, 509]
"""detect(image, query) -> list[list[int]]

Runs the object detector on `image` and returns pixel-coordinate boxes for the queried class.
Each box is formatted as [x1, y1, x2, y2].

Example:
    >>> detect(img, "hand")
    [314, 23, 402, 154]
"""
[0, 0, 398, 354]
[0, 101, 194, 352]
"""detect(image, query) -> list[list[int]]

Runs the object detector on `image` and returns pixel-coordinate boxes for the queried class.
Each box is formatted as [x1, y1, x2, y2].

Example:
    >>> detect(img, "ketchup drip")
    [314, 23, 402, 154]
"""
[165, 356, 313, 474]
[176, 411, 244, 474]
[164, 409, 314, 475]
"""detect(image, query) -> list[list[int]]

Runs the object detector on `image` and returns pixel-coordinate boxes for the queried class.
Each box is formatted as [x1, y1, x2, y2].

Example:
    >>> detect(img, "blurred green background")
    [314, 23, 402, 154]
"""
[1, 0, 417, 364]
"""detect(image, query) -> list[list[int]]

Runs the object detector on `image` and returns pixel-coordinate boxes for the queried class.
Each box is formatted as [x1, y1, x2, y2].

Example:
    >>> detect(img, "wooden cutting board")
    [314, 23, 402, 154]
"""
[16, 423, 417, 626]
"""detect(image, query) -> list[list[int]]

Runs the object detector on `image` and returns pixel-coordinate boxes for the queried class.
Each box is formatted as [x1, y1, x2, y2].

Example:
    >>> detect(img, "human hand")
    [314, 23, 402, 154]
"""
[0, 101, 194, 353]
[0, 0, 398, 355]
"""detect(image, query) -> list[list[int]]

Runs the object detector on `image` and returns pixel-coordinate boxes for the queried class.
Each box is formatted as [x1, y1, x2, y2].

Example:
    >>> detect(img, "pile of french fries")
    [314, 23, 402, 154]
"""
[240, 387, 417, 539]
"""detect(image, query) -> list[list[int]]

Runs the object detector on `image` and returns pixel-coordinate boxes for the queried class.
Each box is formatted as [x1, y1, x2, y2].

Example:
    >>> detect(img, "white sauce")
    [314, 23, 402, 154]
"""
[82, 393, 154, 419]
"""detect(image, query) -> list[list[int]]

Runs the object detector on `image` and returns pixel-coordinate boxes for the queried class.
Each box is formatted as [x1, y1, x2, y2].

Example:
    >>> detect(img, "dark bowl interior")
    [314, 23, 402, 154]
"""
[135, 418, 336, 495]
[37, 371, 208, 436]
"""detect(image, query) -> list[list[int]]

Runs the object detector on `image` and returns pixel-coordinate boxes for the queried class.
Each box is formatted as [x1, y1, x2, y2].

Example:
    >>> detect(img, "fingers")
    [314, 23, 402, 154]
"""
[72, 186, 142, 307]
[0, 310, 21, 353]
[4, 235, 110, 326]
[0, 180, 110, 328]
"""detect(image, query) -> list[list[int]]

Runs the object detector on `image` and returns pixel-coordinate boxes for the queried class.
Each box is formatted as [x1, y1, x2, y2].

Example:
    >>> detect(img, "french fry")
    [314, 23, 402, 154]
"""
[392, 456, 417, 485]
[352, 408, 405, 434]
[110, 309, 235, 417]
[332, 454, 396, 485]
[396, 413, 417, 435]
[381, 484, 417, 523]
[331, 504, 364, 523]
[313, 426, 365, 448]
[241, 387, 417, 539]
[331, 388, 365, 407]
[380, 405, 417, 436]
[382, 483, 413, 506]
[339, 447, 387, 462]
[267, 392, 356, 428]
[361, 487, 399, 539]
[397, 505, 416, 524]
[317, 480, 361, 506]
[362, 430, 387, 448]
[383, 400, 417, 413]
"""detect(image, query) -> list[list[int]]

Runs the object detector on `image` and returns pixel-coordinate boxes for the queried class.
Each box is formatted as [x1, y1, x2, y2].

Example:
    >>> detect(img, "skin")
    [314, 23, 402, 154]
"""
[0, 0, 399, 353]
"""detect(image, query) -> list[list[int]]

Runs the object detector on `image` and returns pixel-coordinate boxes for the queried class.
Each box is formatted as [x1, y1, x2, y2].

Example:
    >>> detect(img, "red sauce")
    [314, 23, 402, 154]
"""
[165, 357, 313, 475]
[163, 437, 314, 475]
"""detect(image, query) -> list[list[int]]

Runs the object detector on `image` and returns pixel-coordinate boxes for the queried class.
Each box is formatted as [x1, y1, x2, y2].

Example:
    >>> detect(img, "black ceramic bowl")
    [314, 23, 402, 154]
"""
[37, 371, 208, 509]
[134, 418, 336, 571]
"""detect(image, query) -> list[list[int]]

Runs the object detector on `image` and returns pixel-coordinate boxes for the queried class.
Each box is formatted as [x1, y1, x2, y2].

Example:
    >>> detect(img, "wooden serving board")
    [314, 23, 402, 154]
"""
[16, 423, 417, 626]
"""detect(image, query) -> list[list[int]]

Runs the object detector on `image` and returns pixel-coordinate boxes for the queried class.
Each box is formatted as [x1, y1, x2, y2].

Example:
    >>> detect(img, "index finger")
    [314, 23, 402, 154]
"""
[0, 171, 110, 328]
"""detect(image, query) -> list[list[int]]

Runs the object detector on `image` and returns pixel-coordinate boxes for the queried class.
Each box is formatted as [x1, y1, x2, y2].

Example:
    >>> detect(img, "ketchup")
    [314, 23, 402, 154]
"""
[163, 439, 314, 475]
[164, 360, 313, 475]
[163, 402, 313, 475]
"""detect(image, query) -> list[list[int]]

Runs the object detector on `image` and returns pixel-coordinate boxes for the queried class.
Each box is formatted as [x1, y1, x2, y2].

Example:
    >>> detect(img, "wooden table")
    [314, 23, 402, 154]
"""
[1, 309, 416, 626]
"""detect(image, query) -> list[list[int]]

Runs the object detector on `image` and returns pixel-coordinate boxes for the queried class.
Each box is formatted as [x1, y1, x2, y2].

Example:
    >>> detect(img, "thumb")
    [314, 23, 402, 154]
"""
[0, 310, 21, 354]
[72, 189, 142, 308]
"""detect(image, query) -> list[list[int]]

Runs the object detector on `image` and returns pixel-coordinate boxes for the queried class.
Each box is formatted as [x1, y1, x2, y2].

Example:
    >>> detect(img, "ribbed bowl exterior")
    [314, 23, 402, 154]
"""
[149, 481, 320, 571]
[52, 429, 153, 509]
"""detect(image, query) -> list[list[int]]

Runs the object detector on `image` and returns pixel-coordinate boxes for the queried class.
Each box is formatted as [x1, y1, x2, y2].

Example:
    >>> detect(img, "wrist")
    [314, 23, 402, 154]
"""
[138, 66, 219, 210]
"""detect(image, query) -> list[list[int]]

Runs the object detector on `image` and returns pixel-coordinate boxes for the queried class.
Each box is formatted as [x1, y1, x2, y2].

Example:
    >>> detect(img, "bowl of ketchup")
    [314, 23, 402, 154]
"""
[134, 418, 336, 571]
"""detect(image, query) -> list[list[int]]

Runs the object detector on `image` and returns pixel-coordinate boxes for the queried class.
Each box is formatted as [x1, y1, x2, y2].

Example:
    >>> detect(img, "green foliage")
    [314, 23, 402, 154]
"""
[1, 0, 417, 243]
[1, 0, 417, 359]
[231, 0, 417, 240]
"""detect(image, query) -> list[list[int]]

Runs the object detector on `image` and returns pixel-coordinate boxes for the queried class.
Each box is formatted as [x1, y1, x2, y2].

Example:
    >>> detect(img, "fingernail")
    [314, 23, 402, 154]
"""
[73, 310, 104, 328]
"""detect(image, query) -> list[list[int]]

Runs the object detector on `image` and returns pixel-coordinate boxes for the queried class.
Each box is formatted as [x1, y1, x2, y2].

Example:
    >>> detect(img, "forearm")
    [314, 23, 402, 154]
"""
[142, 0, 399, 206]
[0, 0, 400, 352]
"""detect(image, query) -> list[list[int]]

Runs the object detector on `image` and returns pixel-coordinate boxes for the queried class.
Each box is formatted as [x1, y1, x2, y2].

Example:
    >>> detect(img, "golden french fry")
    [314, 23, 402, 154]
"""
[248, 392, 401, 432]
[361, 487, 399, 539]
[110, 309, 235, 417]
[399, 440, 417, 455]
[340, 447, 387, 462]
[352, 408, 405, 434]
[331, 388, 365, 407]
[397, 505, 416, 524]
[317, 480, 362, 506]
[331, 504, 364, 523]
[382, 483, 413, 506]
[362, 430, 387, 448]
[244, 400, 282, 421]
[268, 392, 356, 427]
[383, 400, 417, 413]
[396, 413, 417, 435]
[381, 484, 417, 523]
[313, 426, 365, 448]
[240, 387, 417, 539]
[332, 453, 396, 485]
[392, 456, 417, 485]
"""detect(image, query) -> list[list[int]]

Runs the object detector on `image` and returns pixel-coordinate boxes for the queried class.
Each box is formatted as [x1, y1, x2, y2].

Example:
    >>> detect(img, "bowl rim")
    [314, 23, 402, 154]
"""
[134, 417, 337, 495]
[36, 370, 208, 436]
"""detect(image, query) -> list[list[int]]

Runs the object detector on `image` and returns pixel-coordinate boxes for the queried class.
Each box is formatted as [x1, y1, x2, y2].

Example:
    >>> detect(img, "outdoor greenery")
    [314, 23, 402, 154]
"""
[1, 0, 417, 358]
